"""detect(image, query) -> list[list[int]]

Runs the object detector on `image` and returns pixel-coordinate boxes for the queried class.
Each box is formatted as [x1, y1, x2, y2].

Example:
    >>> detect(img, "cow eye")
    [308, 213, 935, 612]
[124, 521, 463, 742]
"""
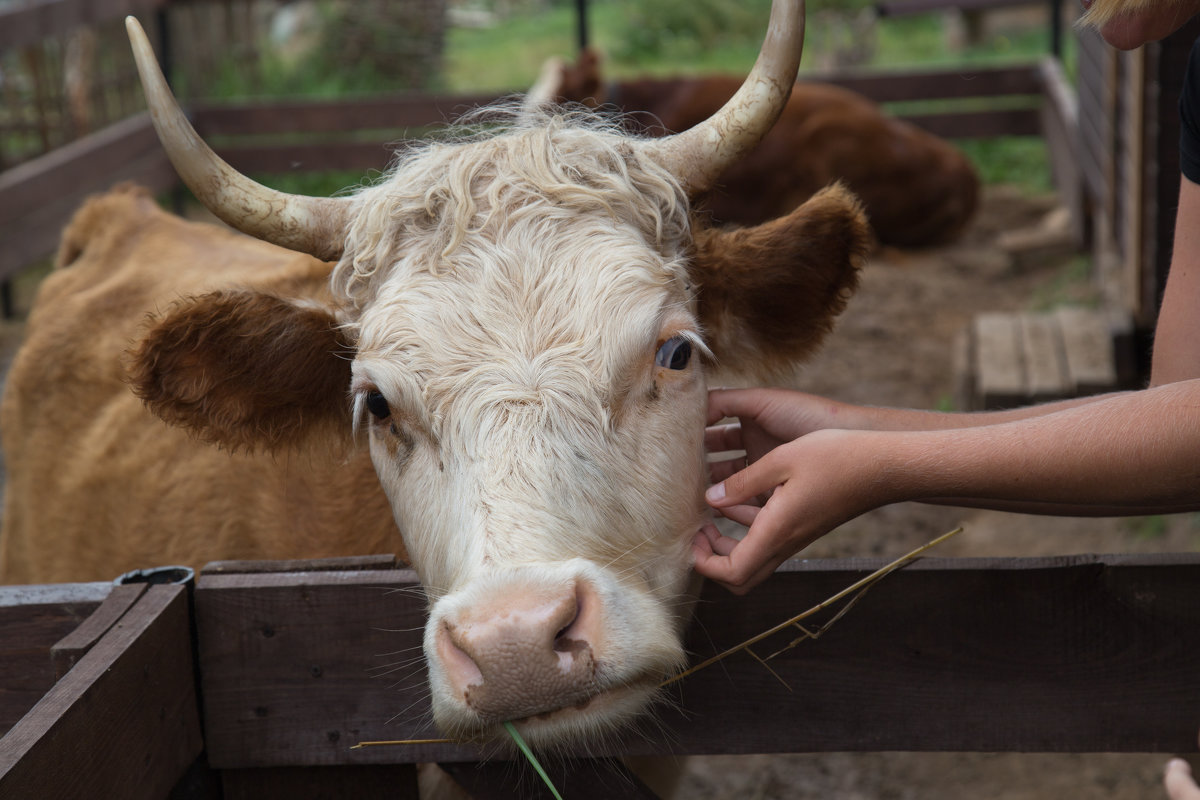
[655, 336, 692, 370]
[365, 390, 391, 420]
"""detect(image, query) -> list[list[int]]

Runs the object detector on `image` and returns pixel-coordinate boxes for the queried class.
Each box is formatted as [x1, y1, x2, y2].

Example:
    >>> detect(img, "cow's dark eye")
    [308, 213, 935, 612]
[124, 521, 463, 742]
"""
[365, 390, 391, 420]
[655, 336, 692, 370]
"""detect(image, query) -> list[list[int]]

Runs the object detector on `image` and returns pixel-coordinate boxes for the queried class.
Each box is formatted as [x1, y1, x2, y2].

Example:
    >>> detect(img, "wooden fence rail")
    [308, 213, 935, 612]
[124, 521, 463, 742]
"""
[0, 57, 1074, 288]
[1, 552, 1197, 798]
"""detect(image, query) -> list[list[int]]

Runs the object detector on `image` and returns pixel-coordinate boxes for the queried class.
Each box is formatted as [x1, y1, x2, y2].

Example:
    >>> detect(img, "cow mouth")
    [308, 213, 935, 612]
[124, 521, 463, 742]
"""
[460, 675, 664, 749]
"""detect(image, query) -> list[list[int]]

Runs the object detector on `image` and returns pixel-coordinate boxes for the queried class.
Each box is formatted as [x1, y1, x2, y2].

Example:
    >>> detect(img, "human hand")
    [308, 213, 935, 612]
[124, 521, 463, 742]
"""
[695, 427, 897, 594]
[1166, 758, 1200, 800]
[705, 387, 851, 486]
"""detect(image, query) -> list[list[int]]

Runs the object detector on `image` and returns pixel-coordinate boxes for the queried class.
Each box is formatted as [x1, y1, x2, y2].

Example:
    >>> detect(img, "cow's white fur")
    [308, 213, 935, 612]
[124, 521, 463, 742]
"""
[335, 110, 710, 742]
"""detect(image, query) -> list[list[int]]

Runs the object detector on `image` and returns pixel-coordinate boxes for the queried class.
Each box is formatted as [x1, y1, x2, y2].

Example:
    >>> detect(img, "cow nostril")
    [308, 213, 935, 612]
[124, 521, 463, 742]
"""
[552, 589, 585, 652]
[438, 622, 483, 690]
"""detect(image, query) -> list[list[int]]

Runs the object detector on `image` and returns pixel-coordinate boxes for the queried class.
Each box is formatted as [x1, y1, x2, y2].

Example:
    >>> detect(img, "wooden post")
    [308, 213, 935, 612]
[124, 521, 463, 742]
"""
[0, 585, 203, 799]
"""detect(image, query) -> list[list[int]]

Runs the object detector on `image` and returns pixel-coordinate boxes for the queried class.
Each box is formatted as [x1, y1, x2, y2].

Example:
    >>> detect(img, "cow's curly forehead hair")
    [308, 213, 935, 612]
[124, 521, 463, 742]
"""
[1078, 0, 1184, 26]
[331, 105, 692, 317]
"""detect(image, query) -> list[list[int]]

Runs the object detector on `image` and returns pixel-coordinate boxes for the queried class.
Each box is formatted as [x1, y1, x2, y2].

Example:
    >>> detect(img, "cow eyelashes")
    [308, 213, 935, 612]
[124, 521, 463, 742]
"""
[365, 390, 391, 421]
[654, 336, 692, 371]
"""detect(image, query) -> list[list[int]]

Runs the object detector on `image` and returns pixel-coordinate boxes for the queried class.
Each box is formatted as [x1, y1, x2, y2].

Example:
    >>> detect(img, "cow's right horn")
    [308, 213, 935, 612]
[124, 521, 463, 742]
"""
[126, 17, 350, 262]
[642, 0, 805, 196]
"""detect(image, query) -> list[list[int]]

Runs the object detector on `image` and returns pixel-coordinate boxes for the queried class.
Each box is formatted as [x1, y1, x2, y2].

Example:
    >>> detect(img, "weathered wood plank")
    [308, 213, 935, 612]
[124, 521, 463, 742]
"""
[0, 582, 110, 736]
[203, 554, 400, 575]
[195, 554, 1200, 768]
[191, 93, 504, 138]
[0, 0, 160, 51]
[817, 63, 1042, 103]
[0, 112, 162, 223]
[1057, 306, 1120, 394]
[973, 312, 1025, 408]
[50, 582, 147, 680]
[901, 107, 1041, 139]
[1039, 57, 1085, 245]
[219, 765, 420, 800]
[1018, 312, 1067, 399]
[0, 584, 203, 799]
[876, 0, 1041, 16]
[440, 758, 659, 800]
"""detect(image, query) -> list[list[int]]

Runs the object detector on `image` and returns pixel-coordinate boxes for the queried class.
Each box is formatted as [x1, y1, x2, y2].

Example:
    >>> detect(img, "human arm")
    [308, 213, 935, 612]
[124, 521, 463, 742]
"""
[1151, 177, 1200, 385]
[697, 380, 1200, 593]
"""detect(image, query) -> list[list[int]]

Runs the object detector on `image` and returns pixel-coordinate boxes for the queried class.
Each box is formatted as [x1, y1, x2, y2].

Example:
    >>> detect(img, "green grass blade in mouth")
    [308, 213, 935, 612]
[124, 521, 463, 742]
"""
[503, 720, 564, 800]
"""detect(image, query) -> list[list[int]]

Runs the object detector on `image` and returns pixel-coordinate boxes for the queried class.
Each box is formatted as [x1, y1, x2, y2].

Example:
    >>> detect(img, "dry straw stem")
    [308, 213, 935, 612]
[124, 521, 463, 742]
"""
[658, 526, 965, 689]
[352, 526, 964, 749]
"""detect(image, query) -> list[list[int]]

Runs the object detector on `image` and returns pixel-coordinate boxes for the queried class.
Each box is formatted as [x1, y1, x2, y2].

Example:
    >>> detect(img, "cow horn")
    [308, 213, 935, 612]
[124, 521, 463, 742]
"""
[643, 0, 805, 196]
[126, 17, 350, 262]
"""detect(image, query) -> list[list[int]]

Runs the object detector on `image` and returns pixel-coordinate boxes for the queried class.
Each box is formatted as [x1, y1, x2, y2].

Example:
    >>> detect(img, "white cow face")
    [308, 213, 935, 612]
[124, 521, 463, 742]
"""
[338, 128, 709, 741]
[125, 0, 870, 749]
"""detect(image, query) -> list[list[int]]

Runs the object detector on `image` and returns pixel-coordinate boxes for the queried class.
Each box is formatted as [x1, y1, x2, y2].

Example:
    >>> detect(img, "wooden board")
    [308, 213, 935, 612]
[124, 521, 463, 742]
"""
[194, 554, 1200, 768]
[0, 0, 160, 50]
[0, 582, 110, 736]
[963, 309, 1127, 409]
[219, 765, 419, 800]
[50, 582, 146, 680]
[0, 584, 203, 799]
[0, 114, 174, 280]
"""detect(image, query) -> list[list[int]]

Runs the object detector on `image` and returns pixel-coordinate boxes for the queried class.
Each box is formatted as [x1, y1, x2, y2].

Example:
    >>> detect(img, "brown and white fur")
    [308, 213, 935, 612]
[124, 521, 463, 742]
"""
[1, 0, 870, 749]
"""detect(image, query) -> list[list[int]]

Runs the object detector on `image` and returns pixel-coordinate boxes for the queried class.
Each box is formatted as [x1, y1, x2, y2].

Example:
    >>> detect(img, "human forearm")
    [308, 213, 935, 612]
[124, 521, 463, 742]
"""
[830, 390, 1132, 433]
[874, 380, 1200, 512]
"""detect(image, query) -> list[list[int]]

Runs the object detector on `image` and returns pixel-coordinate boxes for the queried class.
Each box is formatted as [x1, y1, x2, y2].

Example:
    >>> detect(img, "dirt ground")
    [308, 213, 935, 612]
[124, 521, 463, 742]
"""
[0, 185, 1196, 797]
[675, 185, 1200, 799]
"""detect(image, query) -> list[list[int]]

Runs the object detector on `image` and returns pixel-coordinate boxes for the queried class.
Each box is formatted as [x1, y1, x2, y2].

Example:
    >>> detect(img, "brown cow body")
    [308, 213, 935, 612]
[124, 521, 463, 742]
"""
[543, 51, 980, 247]
[0, 186, 399, 584]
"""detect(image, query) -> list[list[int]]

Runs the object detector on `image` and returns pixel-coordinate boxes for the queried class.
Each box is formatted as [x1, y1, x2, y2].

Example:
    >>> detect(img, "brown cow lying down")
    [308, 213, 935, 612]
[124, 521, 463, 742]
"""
[529, 48, 981, 247]
[1, 0, 871, 750]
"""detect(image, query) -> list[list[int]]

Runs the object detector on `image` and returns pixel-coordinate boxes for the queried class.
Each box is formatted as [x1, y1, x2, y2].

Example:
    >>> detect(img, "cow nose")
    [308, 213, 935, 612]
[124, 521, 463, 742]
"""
[435, 580, 601, 722]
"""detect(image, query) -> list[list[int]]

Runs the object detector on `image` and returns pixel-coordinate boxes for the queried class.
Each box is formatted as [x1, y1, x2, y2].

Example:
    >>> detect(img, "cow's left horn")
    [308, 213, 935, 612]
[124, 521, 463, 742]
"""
[126, 17, 350, 262]
[642, 0, 805, 196]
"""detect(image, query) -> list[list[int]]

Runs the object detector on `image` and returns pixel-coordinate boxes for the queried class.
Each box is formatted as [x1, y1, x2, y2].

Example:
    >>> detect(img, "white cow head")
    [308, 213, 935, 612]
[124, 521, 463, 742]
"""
[125, 0, 869, 745]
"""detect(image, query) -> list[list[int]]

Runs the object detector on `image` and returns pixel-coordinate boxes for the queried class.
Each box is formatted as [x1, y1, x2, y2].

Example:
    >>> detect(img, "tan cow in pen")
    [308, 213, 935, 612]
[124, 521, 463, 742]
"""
[0, 0, 869, 747]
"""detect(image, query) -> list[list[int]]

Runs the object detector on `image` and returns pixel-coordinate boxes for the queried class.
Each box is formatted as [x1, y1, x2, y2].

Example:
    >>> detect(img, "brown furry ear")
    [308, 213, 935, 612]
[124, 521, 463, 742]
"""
[127, 290, 354, 451]
[692, 183, 871, 378]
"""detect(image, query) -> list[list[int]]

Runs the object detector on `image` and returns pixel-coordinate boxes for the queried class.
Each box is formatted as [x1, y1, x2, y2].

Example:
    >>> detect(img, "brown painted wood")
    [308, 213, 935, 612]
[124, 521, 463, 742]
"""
[819, 64, 1042, 103]
[191, 93, 503, 138]
[212, 143, 398, 177]
[877, 0, 1039, 16]
[902, 107, 1041, 139]
[0, 114, 175, 279]
[203, 554, 399, 575]
[0, 582, 110, 736]
[0, 584, 203, 799]
[0, 0, 161, 51]
[194, 554, 1200, 769]
[0, 112, 162, 224]
[440, 758, 659, 800]
[50, 582, 147, 680]
[219, 765, 419, 800]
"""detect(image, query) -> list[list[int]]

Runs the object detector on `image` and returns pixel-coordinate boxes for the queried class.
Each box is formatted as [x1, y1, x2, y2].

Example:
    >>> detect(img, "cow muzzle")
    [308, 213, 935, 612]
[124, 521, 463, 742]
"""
[435, 579, 601, 722]
[424, 560, 687, 743]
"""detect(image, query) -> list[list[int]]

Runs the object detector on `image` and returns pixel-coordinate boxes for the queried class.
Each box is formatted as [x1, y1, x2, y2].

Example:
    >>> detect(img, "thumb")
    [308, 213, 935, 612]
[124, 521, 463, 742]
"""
[706, 450, 783, 508]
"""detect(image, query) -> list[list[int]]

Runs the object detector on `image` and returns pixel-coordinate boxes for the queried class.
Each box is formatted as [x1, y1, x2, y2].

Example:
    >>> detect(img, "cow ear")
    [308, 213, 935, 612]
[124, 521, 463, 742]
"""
[127, 290, 354, 451]
[692, 183, 871, 380]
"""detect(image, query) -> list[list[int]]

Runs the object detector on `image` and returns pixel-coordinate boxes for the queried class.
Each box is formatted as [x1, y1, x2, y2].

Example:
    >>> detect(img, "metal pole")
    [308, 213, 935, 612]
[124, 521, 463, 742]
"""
[1050, 0, 1063, 58]
[575, 0, 590, 52]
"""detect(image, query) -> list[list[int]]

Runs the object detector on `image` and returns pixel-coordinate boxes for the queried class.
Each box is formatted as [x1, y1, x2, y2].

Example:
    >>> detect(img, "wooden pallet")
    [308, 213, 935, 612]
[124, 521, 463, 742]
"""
[957, 307, 1134, 410]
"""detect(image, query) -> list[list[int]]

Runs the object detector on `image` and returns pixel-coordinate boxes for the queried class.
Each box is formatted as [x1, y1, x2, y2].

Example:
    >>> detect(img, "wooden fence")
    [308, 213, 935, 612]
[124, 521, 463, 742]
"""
[0, 0, 1084, 299]
[0, 56, 1079, 288]
[1, 552, 1197, 798]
